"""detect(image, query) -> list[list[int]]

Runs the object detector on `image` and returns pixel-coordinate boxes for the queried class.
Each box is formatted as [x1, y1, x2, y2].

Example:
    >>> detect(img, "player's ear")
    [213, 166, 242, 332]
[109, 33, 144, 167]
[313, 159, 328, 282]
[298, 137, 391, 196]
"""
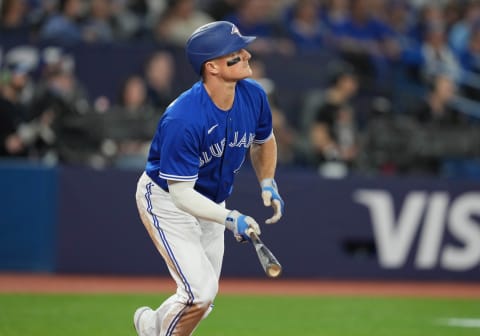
[204, 60, 220, 75]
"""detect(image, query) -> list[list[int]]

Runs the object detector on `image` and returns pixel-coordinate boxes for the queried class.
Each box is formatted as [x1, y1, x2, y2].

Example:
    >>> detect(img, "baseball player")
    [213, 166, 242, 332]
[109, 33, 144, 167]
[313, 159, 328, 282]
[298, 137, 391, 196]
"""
[134, 21, 284, 336]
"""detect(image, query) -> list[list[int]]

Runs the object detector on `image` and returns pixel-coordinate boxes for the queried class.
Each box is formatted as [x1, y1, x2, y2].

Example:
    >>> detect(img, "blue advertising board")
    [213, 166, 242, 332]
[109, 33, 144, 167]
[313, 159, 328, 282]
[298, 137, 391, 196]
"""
[0, 163, 478, 280]
[55, 166, 480, 281]
[0, 161, 58, 271]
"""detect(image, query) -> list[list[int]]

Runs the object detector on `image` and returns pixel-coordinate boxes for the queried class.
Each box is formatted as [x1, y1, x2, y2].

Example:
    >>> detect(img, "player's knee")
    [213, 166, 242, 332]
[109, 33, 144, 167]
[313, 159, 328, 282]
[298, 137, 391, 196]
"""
[195, 278, 218, 305]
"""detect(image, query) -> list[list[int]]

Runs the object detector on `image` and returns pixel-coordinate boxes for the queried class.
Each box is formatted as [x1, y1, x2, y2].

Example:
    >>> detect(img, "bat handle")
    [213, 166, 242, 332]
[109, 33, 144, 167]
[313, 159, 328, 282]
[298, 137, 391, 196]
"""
[246, 228, 260, 241]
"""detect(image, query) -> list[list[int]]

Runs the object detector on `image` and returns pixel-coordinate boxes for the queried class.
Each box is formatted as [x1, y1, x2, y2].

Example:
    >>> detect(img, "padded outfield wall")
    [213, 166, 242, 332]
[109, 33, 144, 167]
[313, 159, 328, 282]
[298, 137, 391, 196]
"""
[0, 162, 479, 281]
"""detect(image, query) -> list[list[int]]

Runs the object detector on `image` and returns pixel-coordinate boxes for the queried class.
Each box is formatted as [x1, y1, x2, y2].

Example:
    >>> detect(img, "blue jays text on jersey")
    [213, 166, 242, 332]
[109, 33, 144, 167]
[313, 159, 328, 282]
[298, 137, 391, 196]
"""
[145, 78, 273, 203]
[199, 131, 256, 167]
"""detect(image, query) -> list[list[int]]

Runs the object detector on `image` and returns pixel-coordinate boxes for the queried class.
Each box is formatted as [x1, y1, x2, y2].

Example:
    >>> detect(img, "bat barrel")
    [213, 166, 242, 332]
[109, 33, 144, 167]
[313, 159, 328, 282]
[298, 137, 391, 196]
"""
[266, 263, 282, 278]
[247, 228, 282, 278]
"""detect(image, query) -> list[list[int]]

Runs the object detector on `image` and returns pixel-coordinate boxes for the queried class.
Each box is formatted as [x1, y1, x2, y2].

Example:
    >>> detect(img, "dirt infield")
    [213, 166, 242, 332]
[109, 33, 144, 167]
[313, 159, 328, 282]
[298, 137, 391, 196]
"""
[1, 273, 479, 298]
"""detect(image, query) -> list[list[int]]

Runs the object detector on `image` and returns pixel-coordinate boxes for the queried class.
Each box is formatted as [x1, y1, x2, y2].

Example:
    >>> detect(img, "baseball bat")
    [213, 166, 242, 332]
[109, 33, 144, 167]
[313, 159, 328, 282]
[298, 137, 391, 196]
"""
[247, 228, 282, 278]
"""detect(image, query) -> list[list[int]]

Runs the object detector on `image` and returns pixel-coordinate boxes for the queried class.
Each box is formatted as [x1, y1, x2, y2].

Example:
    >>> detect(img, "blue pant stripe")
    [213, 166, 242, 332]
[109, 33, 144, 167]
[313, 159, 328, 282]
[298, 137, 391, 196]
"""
[165, 305, 188, 336]
[144, 182, 195, 305]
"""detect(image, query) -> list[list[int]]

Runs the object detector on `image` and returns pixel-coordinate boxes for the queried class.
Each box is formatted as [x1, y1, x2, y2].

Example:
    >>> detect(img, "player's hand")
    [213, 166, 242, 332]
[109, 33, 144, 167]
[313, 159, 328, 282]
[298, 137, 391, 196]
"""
[261, 178, 284, 224]
[225, 210, 261, 242]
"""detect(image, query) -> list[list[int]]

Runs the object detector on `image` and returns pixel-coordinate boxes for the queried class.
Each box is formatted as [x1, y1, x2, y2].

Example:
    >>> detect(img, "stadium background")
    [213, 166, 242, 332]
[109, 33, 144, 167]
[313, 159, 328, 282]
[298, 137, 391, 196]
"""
[1, 1, 479, 335]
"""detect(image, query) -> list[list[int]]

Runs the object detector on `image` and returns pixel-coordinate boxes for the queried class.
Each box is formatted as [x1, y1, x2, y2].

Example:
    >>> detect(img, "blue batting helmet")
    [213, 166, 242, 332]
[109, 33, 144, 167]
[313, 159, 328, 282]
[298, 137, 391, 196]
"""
[186, 21, 256, 75]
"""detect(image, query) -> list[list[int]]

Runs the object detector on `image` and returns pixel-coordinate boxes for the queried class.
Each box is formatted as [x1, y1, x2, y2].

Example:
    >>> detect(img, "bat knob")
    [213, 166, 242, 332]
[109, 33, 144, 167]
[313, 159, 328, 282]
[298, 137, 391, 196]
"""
[246, 227, 257, 237]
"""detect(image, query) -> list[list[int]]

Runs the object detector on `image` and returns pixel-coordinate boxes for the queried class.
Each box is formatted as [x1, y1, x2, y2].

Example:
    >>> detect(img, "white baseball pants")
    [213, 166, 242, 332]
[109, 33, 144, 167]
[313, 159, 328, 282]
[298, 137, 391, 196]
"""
[135, 172, 225, 336]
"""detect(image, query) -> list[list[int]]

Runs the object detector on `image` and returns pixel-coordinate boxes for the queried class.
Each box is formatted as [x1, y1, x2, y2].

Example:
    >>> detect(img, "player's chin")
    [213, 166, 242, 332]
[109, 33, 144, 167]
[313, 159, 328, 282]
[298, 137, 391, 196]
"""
[237, 68, 253, 80]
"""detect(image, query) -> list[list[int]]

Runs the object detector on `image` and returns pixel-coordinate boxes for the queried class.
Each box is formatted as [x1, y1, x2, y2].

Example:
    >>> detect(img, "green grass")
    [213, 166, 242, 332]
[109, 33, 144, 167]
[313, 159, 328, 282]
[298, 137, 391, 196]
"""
[0, 293, 478, 336]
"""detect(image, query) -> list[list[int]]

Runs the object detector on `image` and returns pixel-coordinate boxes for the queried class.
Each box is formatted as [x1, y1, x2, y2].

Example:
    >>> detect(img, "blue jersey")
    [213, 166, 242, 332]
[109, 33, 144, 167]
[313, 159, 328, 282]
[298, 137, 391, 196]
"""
[145, 79, 273, 203]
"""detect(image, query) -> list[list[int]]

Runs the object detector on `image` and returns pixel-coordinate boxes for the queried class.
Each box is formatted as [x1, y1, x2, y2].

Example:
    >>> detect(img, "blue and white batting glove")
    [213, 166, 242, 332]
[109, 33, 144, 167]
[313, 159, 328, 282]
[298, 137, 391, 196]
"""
[225, 210, 261, 242]
[261, 178, 284, 224]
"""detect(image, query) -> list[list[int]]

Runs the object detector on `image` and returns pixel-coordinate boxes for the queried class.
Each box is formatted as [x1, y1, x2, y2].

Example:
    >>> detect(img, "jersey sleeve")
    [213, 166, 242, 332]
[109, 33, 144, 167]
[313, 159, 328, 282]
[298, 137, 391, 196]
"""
[158, 118, 200, 182]
[253, 85, 273, 144]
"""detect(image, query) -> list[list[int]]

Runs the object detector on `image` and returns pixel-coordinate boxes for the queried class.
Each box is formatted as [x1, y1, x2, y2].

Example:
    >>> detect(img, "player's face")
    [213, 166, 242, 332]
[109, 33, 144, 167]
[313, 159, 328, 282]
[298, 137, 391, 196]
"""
[216, 49, 253, 80]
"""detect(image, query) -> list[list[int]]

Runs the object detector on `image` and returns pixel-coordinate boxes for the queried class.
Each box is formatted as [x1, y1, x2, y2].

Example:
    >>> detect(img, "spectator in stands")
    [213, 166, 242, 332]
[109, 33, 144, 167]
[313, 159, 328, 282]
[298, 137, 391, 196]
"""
[223, 0, 273, 35]
[29, 52, 97, 165]
[125, 0, 149, 18]
[321, 0, 349, 34]
[443, 0, 467, 34]
[204, 0, 241, 21]
[82, 0, 115, 43]
[109, 0, 147, 40]
[101, 74, 157, 169]
[419, 21, 462, 84]
[409, 73, 466, 126]
[382, 0, 417, 57]
[282, 0, 328, 53]
[330, 0, 400, 84]
[408, 3, 445, 45]
[143, 51, 176, 112]
[356, 95, 412, 175]
[448, 0, 480, 55]
[0, 63, 31, 158]
[406, 73, 473, 175]
[38, 0, 84, 46]
[0, 0, 29, 31]
[27, 0, 59, 39]
[250, 58, 297, 165]
[386, 4, 442, 86]
[223, 0, 295, 55]
[144, 0, 167, 24]
[1, 46, 38, 107]
[151, 0, 213, 46]
[458, 23, 480, 101]
[368, 0, 405, 64]
[0, 0, 32, 44]
[298, 60, 359, 175]
[31, 50, 90, 119]
[116, 75, 151, 111]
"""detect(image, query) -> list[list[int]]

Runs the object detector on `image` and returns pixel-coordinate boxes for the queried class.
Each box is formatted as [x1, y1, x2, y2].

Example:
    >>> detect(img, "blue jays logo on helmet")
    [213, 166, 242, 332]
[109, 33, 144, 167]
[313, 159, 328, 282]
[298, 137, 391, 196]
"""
[231, 25, 240, 36]
[185, 21, 256, 75]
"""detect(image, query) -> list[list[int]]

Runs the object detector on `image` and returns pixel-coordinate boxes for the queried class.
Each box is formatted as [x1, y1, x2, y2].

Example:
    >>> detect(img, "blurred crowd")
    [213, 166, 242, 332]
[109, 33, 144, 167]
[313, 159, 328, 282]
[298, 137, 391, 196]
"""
[1, 0, 480, 178]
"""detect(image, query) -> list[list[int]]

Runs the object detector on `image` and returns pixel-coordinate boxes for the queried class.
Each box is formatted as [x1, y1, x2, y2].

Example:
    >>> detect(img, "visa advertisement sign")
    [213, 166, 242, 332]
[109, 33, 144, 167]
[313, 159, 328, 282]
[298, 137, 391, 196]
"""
[354, 190, 480, 272]
[225, 171, 480, 280]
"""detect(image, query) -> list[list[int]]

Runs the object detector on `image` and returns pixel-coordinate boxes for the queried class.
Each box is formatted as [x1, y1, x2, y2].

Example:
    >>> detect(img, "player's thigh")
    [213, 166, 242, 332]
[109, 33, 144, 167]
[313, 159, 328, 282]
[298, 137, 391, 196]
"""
[136, 173, 219, 301]
[148, 216, 220, 304]
[199, 219, 225, 279]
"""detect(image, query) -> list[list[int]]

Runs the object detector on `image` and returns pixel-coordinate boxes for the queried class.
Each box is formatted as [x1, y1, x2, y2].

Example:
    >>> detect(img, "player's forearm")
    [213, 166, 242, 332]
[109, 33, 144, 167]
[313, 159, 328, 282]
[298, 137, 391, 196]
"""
[250, 135, 278, 182]
[167, 180, 230, 224]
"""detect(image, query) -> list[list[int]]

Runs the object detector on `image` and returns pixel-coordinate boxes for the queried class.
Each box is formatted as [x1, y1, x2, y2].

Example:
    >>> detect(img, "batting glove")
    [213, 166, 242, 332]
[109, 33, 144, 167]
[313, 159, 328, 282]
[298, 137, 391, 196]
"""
[225, 210, 261, 242]
[261, 178, 284, 224]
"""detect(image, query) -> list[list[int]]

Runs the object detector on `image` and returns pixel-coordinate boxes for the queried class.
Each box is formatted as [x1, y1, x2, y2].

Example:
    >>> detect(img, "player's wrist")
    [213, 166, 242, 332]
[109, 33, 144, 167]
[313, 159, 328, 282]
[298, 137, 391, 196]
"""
[260, 178, 284, 224]
[224, 210, 239, 232]
[224, 210, 260, 242]
[260, 178, 277, 190]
